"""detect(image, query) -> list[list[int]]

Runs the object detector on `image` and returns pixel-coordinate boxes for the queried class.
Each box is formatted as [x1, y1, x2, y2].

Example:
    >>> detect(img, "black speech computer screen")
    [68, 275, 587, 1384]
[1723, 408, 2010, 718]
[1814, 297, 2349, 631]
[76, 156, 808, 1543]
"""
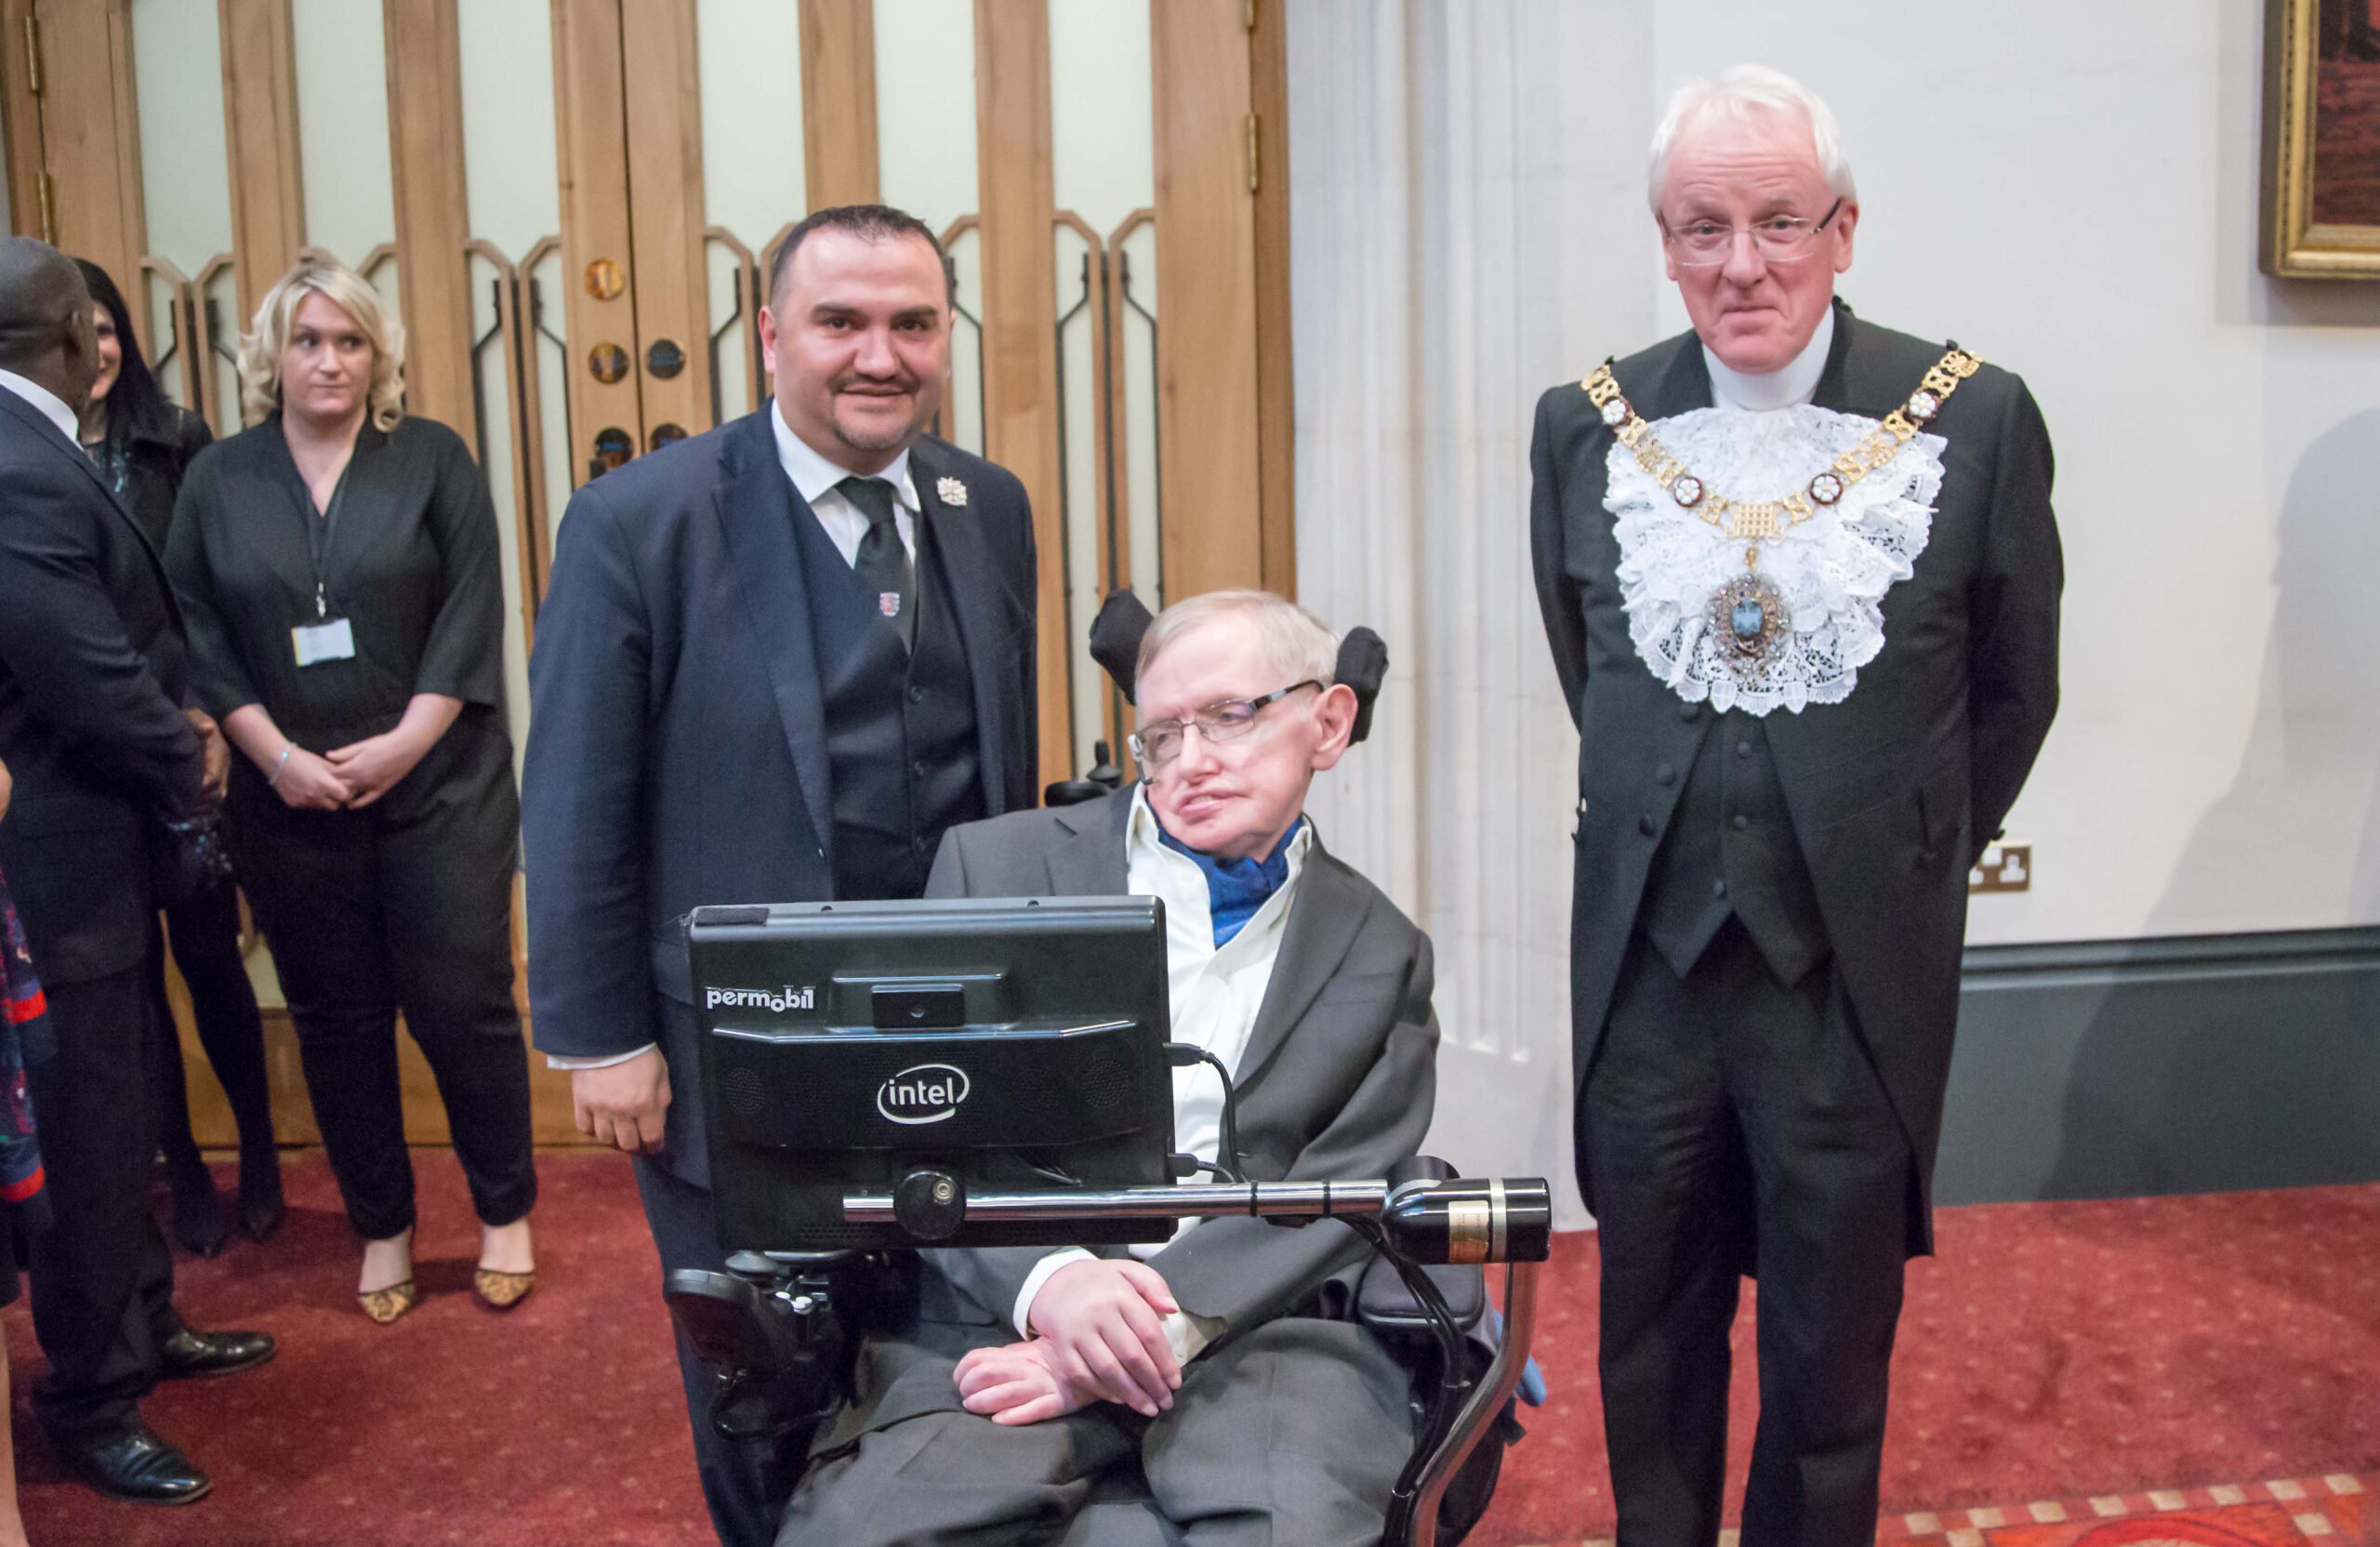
[686, 896, 1177, 1252]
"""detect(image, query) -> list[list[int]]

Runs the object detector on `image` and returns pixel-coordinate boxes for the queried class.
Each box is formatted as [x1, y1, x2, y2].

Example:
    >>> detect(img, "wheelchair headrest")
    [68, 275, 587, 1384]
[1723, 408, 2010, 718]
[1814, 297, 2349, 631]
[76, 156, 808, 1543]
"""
[1087, 589, 1386, 745]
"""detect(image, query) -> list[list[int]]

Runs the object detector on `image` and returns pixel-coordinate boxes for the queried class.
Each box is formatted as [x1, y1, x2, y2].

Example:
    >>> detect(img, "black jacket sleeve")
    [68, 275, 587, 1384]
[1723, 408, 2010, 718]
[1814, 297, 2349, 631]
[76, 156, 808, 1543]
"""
[164, 451, 267, 720]
[410, 425, 507, 709]
[0, 456, 201, 813]
[1964, 377, 2062, 860]
[522, 479, 658, 1060]
[1530, 387, 1588, 729]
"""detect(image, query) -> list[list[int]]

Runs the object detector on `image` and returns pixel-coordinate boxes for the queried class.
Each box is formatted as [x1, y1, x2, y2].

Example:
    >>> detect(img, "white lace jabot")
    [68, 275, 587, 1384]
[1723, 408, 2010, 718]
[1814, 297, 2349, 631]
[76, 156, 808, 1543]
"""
[1606, 401, 1942, 715]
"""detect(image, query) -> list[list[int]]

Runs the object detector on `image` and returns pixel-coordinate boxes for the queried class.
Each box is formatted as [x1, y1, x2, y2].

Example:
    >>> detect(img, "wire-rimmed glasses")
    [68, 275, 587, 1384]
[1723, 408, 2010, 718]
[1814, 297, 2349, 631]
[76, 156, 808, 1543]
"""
[1659, 198, 1844, 267]
[1129, 681, 1322, 775]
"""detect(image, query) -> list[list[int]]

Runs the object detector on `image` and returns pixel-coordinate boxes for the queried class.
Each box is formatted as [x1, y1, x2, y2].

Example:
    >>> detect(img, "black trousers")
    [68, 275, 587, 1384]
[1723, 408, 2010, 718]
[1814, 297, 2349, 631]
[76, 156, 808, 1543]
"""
[1578, 920, 1912, 1547]
[230, 709, 535, 1240]
[147, 872, 277, 1169]
[23, 966, 182, 1437]
[636, 1157, 804, 1547]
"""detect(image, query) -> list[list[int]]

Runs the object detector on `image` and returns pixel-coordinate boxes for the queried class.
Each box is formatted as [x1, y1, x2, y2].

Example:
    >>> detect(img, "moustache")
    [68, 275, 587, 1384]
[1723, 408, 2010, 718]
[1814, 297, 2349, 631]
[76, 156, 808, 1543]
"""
[832, 372, 919, 395]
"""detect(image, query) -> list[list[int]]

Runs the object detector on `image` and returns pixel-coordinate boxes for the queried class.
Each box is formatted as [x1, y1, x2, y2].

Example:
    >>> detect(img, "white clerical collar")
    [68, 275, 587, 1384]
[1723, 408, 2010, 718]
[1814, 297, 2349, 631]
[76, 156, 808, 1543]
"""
[770, 402, 919, 512]
[0, 368, 81, 444]
[1701, 302, 1834, 412]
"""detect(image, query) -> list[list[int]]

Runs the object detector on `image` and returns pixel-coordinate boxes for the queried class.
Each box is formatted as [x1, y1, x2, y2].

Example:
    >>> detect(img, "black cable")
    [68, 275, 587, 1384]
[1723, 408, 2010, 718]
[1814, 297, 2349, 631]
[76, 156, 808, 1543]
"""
[1163, 1043, 1246, 1183]
[1350, 1218, 1473, 1544]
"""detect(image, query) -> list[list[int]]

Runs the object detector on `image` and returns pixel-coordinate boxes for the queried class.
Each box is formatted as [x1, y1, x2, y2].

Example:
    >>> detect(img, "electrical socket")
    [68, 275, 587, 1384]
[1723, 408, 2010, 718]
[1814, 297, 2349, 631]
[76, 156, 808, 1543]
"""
[1969, 841, 2031, 893]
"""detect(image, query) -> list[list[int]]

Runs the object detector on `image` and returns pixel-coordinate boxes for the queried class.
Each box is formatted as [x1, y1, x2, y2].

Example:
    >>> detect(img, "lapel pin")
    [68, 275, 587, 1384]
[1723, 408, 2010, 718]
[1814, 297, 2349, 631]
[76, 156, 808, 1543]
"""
[936, 476, 969, 508]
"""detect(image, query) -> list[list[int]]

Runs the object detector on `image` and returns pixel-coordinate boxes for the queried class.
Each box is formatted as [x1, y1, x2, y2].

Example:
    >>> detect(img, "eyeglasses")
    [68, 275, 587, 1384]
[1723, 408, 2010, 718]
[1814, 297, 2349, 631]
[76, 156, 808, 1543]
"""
[1659, 198, 1844, 267]
[1129, 681, 1321, 774]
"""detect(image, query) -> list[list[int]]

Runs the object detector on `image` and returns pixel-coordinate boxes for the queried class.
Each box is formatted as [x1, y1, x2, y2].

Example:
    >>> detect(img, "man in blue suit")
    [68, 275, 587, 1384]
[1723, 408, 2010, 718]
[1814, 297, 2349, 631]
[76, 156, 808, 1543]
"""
[522, 205, 1039, 1547]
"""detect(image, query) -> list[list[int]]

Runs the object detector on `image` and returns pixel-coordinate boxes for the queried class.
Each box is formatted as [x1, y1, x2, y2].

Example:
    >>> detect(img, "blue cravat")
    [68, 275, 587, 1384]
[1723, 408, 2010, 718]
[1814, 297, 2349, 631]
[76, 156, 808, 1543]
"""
[1158, 818, 1303, 947]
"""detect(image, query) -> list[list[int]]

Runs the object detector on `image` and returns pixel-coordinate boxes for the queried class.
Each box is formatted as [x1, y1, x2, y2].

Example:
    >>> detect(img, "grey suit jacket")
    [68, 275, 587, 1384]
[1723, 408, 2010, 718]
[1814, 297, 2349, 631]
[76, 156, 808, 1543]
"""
[916, 786, 1441, 1348]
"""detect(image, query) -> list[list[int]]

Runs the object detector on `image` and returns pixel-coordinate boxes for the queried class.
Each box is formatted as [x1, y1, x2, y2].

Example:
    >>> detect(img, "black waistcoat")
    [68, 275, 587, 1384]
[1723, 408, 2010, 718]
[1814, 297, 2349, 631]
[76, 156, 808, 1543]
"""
[789, 499, 985, 901]
[1638, 707, 1828, 986]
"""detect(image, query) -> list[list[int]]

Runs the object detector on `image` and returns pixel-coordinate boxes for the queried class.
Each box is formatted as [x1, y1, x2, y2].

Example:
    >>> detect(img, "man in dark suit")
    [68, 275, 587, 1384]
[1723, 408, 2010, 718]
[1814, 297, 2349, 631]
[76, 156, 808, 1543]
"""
[1528, 70, 2062, 1547]
[522, 205, 1039, 1547]
[778, 589, 1440, 1547]
[0, 237, 274, 1507]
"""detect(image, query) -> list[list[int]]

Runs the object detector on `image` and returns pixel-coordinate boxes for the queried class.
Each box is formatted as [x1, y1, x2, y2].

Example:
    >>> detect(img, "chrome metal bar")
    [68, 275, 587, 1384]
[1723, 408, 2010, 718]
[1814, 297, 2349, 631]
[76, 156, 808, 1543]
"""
[842, 1180, 1391, 1225]
[1406, 1259, 1541, 1547]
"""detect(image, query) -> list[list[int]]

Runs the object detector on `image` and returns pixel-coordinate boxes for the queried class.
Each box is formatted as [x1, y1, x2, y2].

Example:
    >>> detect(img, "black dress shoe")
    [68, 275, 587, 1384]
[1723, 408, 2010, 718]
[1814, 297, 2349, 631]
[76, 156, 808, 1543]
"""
[47, 1421, 212, 1505]
[158, 1326, 277, 1380]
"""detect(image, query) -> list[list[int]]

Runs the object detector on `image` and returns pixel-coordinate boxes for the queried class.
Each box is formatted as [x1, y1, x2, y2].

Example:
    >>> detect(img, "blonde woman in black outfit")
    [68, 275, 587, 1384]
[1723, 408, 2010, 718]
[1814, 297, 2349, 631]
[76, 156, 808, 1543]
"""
[166, 259, 536, 1322]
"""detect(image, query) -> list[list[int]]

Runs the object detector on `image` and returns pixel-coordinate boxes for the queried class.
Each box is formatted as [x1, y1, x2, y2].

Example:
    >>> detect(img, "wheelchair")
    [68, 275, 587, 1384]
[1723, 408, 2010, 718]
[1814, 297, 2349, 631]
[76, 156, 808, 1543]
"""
[669, 1157, 1546, 1546]
[666, 593, 1551, 1545]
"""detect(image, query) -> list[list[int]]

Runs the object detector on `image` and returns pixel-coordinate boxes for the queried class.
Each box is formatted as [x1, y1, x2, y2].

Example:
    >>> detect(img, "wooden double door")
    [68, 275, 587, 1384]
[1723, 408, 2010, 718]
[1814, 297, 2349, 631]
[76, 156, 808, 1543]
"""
[3, 0, 1293, 1147]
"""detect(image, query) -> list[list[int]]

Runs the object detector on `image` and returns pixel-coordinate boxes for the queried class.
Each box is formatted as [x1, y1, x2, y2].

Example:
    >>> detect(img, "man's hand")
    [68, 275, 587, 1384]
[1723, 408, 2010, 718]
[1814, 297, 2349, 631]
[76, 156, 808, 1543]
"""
[1024, 1259, 1182, 1417]
[572, 1047, 670, 1155]
[188, 709, 230, 805]
[954, 1339, 1097, 1426]
[324, 724, 433, 810]
[273, 747, 354, 811]
[0, 754, 11, 823]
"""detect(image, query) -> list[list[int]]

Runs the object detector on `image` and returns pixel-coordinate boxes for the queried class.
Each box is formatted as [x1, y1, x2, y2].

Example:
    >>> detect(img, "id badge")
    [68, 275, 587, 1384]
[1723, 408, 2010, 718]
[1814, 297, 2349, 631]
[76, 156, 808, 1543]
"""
[292, 616, 357, 667]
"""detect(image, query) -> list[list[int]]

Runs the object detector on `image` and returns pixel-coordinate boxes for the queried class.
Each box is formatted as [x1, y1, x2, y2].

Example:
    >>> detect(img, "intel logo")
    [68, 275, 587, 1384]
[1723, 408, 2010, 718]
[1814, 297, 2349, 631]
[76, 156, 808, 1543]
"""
[876, 1064, 971, 1126]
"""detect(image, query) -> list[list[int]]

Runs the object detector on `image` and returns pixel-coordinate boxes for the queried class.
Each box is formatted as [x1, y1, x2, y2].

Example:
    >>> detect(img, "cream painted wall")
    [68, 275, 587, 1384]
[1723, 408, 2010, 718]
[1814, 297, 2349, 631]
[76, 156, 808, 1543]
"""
[130, 0, 233, 275]
[1049, 0, 1158, 770]
[874, 0, 977, 233]
[127, 1, 240, 426]
[457, 0, 565, 783]
[1634, 0, 2380, 945]
[457, 0, 561, 258]
[291, 0, 396, 278]
[698, 0, 806, 243]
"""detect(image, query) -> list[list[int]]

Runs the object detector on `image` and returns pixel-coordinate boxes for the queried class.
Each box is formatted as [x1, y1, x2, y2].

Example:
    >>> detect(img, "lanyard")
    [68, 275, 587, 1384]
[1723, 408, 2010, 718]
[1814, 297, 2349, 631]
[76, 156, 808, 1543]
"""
[290, 451, 355, 622]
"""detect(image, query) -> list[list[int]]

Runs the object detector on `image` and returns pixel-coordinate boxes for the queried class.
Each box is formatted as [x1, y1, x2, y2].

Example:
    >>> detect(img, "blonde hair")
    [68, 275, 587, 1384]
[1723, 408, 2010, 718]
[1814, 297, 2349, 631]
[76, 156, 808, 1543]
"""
[1647, 64, 1857, 215]
[1136, 589, 1339, 692]
[238, 259, 405, 430]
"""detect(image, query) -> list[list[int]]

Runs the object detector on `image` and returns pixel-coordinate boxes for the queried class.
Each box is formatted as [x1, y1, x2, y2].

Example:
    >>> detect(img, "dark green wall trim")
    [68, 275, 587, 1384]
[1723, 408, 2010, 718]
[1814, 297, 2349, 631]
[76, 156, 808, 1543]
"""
[1935, 925, 2380, 1206]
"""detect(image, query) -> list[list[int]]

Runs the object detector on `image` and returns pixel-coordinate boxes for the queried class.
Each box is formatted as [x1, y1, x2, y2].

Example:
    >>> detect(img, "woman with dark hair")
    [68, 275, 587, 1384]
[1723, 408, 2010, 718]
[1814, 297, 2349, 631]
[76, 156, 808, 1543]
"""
[73, 258, 283, 1256]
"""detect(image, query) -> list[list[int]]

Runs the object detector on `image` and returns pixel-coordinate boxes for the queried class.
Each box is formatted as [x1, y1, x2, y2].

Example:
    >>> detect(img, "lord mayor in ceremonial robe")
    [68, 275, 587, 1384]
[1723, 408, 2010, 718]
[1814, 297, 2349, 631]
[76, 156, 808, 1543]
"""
[1529, 67, 2063, 1547]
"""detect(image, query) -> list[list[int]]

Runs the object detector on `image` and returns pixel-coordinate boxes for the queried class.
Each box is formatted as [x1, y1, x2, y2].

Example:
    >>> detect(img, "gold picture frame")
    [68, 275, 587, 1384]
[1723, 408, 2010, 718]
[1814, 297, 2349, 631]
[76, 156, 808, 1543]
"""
[2262, 0, 2380, 278]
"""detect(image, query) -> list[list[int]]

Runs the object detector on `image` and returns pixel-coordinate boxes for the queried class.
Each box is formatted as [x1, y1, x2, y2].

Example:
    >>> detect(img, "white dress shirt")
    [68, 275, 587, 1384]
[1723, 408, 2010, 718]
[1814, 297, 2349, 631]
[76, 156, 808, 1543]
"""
[1011, 787, 1316, 1364]
[0, 368, 81, 443]
[1700, 301, 1834, 412]
[546, 409, 924, 1074]
[769, 402, 919, 563]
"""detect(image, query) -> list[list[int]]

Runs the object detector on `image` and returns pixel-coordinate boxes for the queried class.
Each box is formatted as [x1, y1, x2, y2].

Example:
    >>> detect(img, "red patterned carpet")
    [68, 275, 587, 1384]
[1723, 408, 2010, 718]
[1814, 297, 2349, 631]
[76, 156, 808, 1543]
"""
[6, 1157, 2376, 1546]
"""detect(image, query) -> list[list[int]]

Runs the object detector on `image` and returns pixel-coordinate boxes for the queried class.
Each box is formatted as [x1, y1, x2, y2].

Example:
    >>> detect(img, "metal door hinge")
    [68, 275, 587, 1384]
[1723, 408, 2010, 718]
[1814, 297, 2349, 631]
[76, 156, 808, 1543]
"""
[1243, 0, 1257, 33]
[1246, 113, 1260, 194]
[37, 170, 55, 245]
[23, 15, 41, 96]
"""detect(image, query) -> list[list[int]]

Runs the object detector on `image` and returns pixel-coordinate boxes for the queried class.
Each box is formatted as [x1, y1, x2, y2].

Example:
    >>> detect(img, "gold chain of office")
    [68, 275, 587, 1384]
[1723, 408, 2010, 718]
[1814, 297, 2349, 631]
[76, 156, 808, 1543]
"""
[1580, 343, 1984, 564]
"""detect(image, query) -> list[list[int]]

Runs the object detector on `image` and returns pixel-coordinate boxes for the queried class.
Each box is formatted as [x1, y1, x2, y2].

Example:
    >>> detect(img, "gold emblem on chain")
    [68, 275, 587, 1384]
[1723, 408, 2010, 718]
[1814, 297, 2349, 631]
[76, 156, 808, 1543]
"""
[1580, 343, 1982, 675]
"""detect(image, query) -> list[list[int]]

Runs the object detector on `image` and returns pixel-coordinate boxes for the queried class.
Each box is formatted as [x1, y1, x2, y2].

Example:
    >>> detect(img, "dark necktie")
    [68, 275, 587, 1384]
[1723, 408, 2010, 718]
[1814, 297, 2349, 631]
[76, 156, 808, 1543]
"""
[839, 475, 915, 651]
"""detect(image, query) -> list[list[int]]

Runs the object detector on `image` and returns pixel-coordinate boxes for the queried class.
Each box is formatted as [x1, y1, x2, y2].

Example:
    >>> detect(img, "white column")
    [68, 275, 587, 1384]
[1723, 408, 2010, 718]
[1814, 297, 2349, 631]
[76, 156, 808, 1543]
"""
[1286, 0, 1659, 1225]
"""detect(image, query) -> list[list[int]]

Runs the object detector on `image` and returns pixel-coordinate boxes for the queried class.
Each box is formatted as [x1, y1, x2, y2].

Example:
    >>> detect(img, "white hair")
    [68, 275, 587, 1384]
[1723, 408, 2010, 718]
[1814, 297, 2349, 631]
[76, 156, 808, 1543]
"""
[1647, 65, 1858, 215]
[1136, 589, 1338, 693]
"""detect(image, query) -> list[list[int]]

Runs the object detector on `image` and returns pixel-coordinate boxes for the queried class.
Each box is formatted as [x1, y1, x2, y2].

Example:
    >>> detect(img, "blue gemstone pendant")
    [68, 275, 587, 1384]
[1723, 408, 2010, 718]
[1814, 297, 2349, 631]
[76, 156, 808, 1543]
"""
[1708, 570, 1790, 670]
